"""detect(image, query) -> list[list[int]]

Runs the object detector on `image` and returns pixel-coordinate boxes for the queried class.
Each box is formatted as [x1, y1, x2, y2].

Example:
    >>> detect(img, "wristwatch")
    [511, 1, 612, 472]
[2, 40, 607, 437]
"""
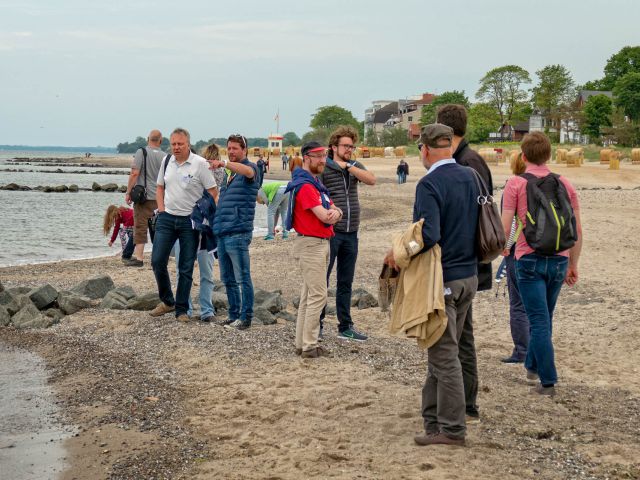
[346, 161, 356, 169]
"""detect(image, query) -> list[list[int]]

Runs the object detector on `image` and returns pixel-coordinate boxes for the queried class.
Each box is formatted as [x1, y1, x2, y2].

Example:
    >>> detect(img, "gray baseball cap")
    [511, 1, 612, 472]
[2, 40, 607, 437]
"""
[419, 123, 454, 148]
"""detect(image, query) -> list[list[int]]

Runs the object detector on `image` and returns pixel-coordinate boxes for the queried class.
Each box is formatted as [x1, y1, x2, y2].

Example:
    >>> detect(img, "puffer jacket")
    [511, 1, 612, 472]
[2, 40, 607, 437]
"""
[212, 159, 260, 236]
[319, 158, 365, 232]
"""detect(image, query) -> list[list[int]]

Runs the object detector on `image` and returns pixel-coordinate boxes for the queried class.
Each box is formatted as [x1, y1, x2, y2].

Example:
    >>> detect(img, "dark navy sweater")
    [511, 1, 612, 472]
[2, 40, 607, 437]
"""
[413, 162, 479, 283]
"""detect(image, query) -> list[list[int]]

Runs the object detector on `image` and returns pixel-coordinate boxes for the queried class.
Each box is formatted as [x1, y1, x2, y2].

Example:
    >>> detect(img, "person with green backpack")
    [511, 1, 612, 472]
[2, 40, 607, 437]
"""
[501, 132, 582, 397]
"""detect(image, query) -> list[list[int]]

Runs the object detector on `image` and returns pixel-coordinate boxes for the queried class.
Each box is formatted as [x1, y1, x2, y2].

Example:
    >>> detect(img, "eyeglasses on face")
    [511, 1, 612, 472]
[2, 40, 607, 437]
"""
[306, 153, 325, 159]
[228, 134, 247, 149]
[338, 144, 356, 150]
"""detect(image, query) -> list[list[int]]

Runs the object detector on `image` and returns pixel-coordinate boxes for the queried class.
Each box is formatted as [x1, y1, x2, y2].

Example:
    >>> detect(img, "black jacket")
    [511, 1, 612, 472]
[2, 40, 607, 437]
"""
[453, 140, 494, 291]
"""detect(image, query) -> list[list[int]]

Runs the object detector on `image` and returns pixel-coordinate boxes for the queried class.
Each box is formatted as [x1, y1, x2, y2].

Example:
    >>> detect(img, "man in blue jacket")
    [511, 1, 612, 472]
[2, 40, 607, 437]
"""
[210, 134, 261, 330]
[385, 123, 479, 446]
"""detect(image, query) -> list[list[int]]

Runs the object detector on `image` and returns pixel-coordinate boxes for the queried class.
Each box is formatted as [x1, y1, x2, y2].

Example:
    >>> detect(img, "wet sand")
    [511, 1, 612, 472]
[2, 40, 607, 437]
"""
[1, 156, 640, 479]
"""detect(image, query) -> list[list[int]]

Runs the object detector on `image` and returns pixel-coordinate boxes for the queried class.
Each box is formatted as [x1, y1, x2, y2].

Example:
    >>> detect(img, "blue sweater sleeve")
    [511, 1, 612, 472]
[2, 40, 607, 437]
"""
[414, 181, 441, 250]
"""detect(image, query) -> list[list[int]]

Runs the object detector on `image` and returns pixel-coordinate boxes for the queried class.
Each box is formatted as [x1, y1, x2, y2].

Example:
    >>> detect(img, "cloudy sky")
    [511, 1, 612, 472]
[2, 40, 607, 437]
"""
[1, 0, 638, 147]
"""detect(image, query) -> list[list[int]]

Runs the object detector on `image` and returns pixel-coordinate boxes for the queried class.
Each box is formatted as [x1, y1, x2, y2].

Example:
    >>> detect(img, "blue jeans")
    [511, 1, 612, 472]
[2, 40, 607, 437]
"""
[151, 212, 199, 316]
[174, 241, 216, 319]
[516, 254, 568, 386]
[122, 229, 135, 259]
[320, 231, 358, 333]
[397, 172, 406, 184]
[267, 186, 289, 236]
[217, 232, 254, 323]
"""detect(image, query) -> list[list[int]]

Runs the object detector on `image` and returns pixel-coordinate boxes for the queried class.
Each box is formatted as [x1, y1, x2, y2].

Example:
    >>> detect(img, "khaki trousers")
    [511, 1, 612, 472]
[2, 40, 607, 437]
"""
[293, 235, 330, 352]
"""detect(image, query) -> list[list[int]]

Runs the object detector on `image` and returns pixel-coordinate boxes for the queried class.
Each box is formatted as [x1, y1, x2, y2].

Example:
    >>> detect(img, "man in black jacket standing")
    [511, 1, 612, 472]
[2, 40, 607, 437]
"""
[437, 104, 493, 423]
[319, 125, 376, 341]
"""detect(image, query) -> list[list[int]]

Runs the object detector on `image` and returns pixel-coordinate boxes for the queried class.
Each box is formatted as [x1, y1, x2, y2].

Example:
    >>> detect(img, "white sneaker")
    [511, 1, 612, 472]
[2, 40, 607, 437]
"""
[224, 319, 242, 329]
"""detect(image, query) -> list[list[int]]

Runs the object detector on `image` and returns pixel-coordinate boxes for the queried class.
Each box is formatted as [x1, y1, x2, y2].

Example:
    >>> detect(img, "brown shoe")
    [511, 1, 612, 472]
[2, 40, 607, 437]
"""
[530, 384, 556, 397]
[149, 302, 175, 317]
[301, 346, 331, 358]
[177, 314, 190, 323]
[414, 432, 465, 446]
[295, 348, 302, 356]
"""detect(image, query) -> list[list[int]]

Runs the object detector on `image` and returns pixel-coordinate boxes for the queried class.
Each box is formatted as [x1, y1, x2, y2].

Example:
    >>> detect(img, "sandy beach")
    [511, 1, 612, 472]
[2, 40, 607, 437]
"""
[1, 155, 639, 479]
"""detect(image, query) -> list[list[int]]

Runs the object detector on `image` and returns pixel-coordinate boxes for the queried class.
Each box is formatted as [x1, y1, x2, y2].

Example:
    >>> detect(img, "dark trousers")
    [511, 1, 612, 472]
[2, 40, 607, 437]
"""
[151, 213, 199, 316]
[506, 251, 529, 360]
[459, 304, 479, 416]
[422, 275, 478, 439]
[320, 231, 358, 332]
[122, 233, 134, 259]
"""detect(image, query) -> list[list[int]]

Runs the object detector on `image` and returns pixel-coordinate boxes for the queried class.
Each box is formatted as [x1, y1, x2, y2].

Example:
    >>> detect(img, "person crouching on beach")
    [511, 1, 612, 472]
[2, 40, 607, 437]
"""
[285, 142, 342, 359]
[256, 181, 290, 240]
[103, 205, 135, 262]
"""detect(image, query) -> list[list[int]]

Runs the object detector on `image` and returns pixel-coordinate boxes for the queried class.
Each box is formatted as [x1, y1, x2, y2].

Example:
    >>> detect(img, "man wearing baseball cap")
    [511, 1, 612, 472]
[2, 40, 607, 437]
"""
[385, 123, 480, 446]
[285, 142, 343, 358]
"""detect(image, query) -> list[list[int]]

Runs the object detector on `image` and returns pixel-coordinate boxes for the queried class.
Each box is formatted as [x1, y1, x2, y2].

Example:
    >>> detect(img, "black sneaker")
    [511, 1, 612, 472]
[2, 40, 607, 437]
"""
[337, 328, 368, 342]
[220, 318, 236, 327]
[236, 321, 251, 331]
[223, 319, 241, 329]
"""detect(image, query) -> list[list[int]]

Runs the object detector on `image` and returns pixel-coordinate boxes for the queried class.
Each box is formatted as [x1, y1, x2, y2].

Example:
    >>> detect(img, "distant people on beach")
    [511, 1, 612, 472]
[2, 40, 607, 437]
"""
[103, 205, 134, 262]
[125, 129, 166, 267]
[500, 152, 529, 364]
[256, 154, 266, 186]
[319, 125, 376, 342]
[438, 104, 494, 423]
[396, 159, 409, 184]
[289, 153, 303, 174]
[282, 152, 289, 170]
[385, 123, 480, 447]
[287, 141, 342, 358]
[501, 132, 582, 396]
[209, 134, 260, 331]
[149, 128, 219, 323]
[257, 181, 290, 240]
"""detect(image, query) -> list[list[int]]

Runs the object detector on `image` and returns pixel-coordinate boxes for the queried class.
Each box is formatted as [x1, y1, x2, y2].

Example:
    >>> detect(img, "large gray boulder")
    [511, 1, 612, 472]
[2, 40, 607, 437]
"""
[57, 292, 92, 315]
[276, 311, 296, 323]
[292, 295, 300, 309]
[0, 306, 10, 327]
[254, 289, 285, 314]
[12, 303, 52, 329]
[357, 292, 378, 310]
[91, 182, 101, 191]
[7, 286, 31, 295]
[71, 275, 114, 299]
[126, 292, 160, 311]
[53, 185, 68, 193]
[212, 291, 229, 311]
[28, 284, 59, 310]
[100, 183, 118, 192]
[43, 308, 65, 323]
[254, 306, 276, 325]
[100, 287, 135, 310]
[68, 184, 79, 192]
[0, 291, 20, 316]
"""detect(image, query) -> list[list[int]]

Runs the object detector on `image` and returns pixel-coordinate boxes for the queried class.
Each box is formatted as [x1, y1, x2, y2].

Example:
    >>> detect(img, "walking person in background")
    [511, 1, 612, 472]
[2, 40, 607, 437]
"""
[256, 154, 266, 187]
[103, 205, 134, 262]
[125, 129, 166, 267]
[257, 181, 290, 240]
[397, 159, 409, 184]
[289, 152, 303, 174]
[501, 152, 529, 363]
[319, 125, 376, 342]
[282, 152, 289, 170]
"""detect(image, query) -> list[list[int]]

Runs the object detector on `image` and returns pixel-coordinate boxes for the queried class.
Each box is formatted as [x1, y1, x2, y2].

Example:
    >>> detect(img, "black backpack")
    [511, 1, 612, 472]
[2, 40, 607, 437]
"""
[520, 172, 577, 255]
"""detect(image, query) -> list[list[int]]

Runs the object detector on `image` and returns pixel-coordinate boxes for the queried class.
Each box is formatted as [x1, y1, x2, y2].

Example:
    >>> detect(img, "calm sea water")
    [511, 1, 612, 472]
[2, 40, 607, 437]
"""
[0, 151, 268, 267]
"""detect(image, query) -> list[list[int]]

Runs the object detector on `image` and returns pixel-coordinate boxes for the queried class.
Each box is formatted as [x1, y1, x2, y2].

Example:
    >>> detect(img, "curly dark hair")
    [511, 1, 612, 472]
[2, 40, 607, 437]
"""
[327, 125, 358, 159]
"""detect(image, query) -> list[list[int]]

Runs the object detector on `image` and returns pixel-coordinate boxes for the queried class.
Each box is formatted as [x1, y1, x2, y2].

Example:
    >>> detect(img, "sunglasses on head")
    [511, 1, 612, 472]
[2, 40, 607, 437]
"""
[228, 134, 248, 149]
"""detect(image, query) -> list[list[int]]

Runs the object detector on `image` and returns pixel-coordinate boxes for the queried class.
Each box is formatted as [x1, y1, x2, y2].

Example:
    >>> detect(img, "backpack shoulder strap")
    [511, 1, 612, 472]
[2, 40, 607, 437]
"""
[139, 147, 148, 190]
[161, 154, 171, 186]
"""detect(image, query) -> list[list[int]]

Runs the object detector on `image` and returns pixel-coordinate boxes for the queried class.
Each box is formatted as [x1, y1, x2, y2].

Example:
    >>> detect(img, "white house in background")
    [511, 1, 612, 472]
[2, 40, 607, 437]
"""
[364, 100, 394, 125]
[267, 134, 283, 154]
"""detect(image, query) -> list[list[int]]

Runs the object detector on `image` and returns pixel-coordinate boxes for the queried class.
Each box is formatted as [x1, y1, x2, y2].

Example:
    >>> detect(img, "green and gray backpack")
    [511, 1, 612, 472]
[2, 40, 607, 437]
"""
[520, 172, 577, 256]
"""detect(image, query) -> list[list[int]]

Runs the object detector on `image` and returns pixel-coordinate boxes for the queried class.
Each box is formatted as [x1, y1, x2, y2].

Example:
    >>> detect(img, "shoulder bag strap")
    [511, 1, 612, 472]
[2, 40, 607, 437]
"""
[140, 147, 148, 191]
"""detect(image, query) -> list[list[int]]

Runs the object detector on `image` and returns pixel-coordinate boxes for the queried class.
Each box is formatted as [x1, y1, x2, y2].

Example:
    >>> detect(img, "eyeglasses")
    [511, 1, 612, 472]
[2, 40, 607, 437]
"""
[338, 144, 356, 150]
[227, 134, 247, 149]
[306, 153, 325, 159]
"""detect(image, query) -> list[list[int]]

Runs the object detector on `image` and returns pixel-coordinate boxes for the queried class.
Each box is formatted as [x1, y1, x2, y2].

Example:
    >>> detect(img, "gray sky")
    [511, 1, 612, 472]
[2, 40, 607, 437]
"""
[1, 0, 638, 147]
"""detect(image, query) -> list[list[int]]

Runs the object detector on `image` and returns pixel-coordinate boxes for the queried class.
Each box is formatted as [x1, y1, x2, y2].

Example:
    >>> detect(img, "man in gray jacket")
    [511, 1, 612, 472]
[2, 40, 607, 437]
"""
[319, 125, 376, 341]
